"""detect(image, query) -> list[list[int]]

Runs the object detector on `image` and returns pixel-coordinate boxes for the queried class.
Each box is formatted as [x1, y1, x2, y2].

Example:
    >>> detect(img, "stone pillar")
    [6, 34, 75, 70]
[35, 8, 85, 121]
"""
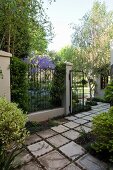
[0, 51, 12, 101]
[64, 62, 73, 115]
[110, 40, 113, 79]
[94, 75, 104, 98]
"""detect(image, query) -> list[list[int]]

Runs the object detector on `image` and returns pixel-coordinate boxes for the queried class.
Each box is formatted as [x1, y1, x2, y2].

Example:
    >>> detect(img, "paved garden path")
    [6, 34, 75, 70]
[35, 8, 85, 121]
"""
[16, 102, 110, 170]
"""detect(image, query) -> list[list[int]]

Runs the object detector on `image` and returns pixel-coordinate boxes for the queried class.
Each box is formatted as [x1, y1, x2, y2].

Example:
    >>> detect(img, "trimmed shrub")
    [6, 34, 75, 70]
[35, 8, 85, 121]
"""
[92, 97, 105, 102]
[86, 101, 97, 106]
[92, 107, 113, 161]
[104, 81, 113, 105]
[51, 62, 66, 107]
[0, 98, 28, 169]
[10, 57, 28, 112]
[72, 104, 91, 114]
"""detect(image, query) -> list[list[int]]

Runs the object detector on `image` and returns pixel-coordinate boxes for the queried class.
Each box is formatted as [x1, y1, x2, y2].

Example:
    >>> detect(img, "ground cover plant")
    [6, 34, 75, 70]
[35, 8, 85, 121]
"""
[25, 115, 68, 134]
[26, 120, 59, 134]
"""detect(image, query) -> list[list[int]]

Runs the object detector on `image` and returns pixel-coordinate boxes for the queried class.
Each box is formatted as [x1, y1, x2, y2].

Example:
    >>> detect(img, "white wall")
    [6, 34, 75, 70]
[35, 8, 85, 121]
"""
[0, 51, 12, 101]
[28, 107, 65, 122]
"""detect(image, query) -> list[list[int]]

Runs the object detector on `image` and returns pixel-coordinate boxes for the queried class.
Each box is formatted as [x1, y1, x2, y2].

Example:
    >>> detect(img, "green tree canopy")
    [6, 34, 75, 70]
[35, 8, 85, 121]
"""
[0, 0, 54, 57]
[72, 1, 113, 72]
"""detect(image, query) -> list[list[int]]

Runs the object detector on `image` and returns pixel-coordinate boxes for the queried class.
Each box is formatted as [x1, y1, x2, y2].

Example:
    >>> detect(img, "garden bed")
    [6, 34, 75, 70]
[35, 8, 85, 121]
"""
[75, 132, 113, 166]
[25, 116, 67, 134]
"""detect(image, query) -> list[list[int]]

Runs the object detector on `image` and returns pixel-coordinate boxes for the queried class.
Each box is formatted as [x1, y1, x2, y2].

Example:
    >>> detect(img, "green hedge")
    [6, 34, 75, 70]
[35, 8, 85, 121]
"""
[51, 62, 66, 107]
[10, 57, 28, 112]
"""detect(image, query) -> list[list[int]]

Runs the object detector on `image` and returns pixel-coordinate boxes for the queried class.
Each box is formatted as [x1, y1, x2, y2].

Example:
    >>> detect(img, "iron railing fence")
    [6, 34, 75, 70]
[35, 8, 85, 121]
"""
[28, 64, 58, 113]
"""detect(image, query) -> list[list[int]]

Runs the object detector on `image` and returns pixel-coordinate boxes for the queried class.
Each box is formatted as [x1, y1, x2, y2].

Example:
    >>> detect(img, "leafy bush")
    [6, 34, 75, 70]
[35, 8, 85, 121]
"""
[92, 97, 105, 102]
[0, 98, 28, 170]
[86, 100, 97, 106]
[51, 62, 66, 107]
[92, 107, 113, 161]
[10, 57, 28, 112]
[72, 103, 91, 114]
[104, 81, 113, 105]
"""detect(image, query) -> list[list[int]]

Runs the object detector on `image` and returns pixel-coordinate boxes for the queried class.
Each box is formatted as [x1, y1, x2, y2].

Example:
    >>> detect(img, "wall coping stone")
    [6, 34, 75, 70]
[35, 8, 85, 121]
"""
[0, 50, 12, 57]
[64, 62, 73, 66]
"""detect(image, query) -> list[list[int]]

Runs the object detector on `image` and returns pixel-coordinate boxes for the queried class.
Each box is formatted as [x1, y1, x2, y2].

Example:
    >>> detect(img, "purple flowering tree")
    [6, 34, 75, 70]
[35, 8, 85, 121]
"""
[23, 56, 55, 72]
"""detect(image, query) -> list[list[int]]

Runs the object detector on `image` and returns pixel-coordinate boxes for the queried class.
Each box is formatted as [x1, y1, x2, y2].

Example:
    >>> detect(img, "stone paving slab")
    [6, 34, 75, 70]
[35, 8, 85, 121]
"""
[88, 113, 96, 117]
[86, 110, 97, 114]
[51, 125, 69, 133]
[37, 129, 57, 139]
[82, 111, 93, 115]
[75, 113, 86, 118]
[65, 116, 77, 121]
[84, 122, 92, 128]
[59, 141, 85, 160]
[13, 149, 32, 168]
[62, 163, 82, 170]
[39, 150, 70, 170]
[83, 116, 93, 121]
[63, 121, 80, 129]
[76, 153, 108, 170]
[47, 134, 70, 148]
[75, 126, 91, 133]
[16, 161, 43, 170]
[27, 141, 53, 157]
[103, 109, 109, 112]
[25, 134, 41, 146]
[73, 119, 88, 125]
[62, 130, 80, 140]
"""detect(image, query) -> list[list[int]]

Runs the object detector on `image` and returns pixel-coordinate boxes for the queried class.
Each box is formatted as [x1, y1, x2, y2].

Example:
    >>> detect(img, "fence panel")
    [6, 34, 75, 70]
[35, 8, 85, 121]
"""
[70, 70, 86, 113]
[28, 64, 55, 113]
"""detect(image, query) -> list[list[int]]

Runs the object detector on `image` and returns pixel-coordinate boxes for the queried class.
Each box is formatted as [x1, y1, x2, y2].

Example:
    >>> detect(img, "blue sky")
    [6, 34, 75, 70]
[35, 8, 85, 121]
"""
[44, 0, 113, 51]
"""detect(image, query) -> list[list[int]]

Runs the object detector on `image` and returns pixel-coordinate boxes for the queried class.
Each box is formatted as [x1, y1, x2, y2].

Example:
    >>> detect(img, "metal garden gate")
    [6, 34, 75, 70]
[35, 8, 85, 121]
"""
[69, 70, 85, 114]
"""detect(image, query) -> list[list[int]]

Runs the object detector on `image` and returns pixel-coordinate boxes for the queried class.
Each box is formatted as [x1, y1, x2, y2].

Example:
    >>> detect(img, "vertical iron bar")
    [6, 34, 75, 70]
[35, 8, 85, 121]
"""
[82, 71, 84, 107]
[69, 70, 72, 114]
[36, 65, 38, 111]
[40, 68, 41, 111]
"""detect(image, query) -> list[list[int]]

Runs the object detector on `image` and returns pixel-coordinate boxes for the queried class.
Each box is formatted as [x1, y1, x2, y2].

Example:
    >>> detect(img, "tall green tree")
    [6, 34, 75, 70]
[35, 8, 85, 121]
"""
[0, 0, 53, 57]
[72, 1, 113, 99]
[58, 46, 76, 62]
